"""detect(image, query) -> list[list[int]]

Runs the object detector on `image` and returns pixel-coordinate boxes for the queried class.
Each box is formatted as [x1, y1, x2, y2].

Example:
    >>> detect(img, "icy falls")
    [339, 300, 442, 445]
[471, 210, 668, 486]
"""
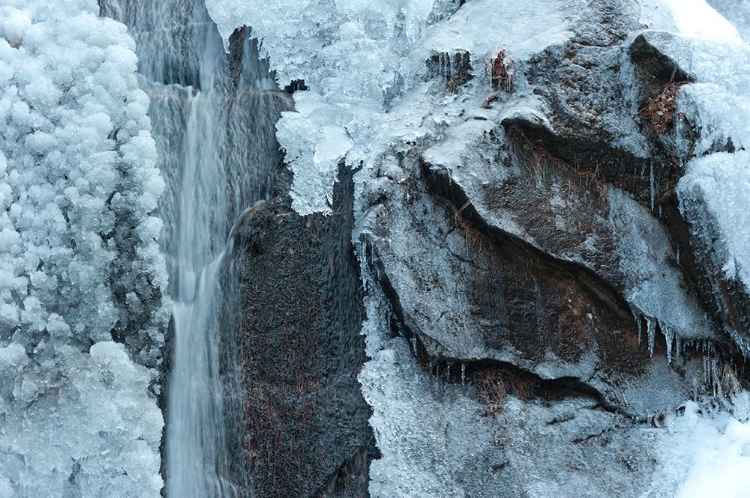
[2, 0, 750, 496]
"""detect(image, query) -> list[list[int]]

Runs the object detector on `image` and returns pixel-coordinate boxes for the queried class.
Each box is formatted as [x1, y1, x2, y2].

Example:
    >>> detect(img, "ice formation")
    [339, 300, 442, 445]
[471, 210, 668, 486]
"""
[0, 0, 166, 495]
[205, 0, 436, 215]
[205, 0, 574, 216]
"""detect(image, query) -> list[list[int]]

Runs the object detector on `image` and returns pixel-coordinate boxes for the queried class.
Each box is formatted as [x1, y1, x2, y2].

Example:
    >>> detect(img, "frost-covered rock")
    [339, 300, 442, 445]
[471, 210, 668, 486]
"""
[206, 0, 750, 495]
[0, 0, 166, 495]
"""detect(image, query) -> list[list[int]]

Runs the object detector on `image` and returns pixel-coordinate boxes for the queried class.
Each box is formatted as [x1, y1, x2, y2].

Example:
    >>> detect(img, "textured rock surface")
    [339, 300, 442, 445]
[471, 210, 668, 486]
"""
[233, 166, 373, 498]
[349, 1, 750, 496]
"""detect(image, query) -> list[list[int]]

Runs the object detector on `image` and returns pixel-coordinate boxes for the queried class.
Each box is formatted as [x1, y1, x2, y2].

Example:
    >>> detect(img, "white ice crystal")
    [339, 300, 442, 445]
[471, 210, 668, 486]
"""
[0, 0, 166, 495]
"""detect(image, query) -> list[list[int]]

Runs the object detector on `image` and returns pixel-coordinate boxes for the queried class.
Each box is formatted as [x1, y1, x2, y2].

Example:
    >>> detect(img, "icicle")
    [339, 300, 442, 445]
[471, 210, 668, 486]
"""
[649, 161, 655, 212]
[359, 240, 368, 290]
[662, 323, 674, 364]
[704, 356, 709, 386]
[714, 361, 722, 398]
[635, 313, 642, 346]
[461, 362, 466, 386]
[646, 317, 656, 357]
[676, 336, 682, 361]
[445, 362, 453, 383]
[410, 336, 417, 356]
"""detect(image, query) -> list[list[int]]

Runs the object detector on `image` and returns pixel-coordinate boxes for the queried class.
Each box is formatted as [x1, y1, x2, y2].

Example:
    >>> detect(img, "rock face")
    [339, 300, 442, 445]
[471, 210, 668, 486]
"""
[350, 2, 750, 497]
[227, 1, 750, 495]
[233, 166, 373, 498]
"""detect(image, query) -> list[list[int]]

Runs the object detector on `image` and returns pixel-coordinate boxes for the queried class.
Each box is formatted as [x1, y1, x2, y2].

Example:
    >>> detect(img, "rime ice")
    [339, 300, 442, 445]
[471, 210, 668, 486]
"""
[0, 0, 166, 495]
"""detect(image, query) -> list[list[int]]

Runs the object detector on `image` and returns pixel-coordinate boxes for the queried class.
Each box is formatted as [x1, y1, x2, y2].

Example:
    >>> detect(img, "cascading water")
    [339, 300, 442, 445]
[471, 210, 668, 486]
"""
[166, 73, 232, 497]
[99, 1, 292, 495]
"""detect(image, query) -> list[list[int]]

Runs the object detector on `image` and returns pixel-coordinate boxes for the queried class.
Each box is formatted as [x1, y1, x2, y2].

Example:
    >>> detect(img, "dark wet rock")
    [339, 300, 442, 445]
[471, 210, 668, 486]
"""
[233, 165, 373, 498]
[358, 148, 708, 419]
[353, 0, 749, 442]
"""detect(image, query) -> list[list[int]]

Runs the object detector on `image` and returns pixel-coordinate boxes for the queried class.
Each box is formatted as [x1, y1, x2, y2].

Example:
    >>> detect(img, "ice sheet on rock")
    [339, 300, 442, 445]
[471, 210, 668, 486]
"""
[0, 0, 166, 495]
[609, 188, 712, 341]
[678, 152, 750, 289]
[646, 2, 750, 298]
[358, 288, 500, 498]
[422, 118, 495, 171]
[417, 0, 574, 61]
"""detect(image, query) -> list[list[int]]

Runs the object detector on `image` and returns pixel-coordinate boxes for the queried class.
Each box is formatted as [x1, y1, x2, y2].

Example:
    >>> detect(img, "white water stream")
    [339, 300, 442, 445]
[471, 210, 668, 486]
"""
[100, 1, 290, 495]
[166, 88, 233, 497]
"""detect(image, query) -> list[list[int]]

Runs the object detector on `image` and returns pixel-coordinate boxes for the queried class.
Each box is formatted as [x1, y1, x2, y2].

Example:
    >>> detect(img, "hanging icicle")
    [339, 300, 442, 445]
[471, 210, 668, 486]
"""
[646, 317, 656, 357]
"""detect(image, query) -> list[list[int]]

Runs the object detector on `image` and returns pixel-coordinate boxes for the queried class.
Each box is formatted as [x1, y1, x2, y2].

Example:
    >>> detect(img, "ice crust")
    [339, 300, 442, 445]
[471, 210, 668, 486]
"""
[0, 0, 166, 495]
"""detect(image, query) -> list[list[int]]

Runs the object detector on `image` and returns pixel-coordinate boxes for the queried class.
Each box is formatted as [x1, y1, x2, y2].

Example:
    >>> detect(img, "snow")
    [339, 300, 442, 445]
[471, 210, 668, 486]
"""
[662, 0, 740, 40]
[0, 0, 166, 495]
[648, 401, 750, 498]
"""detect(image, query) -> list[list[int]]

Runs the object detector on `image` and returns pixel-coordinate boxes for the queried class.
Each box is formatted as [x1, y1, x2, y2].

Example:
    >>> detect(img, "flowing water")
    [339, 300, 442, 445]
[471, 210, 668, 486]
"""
[99, 1, 292, 495]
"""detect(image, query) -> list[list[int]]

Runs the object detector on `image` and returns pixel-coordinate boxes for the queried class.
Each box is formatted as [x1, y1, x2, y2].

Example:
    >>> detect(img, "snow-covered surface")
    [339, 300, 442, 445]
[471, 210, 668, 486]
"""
[662, 0, 739, 40]
[0, 0, 166, 494]
[651, 400, 750, 498]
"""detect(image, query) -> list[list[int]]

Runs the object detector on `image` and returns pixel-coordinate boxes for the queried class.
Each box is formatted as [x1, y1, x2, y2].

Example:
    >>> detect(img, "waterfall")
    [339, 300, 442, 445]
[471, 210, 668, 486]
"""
[99, 1, 292, 495]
